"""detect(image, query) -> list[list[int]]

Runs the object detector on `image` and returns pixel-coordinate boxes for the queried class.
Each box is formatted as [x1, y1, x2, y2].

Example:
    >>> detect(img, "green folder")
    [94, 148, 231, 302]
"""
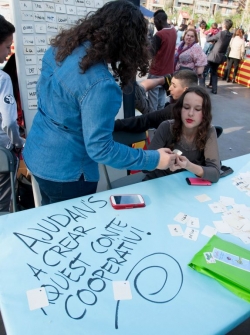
[188, 235, 250, 302]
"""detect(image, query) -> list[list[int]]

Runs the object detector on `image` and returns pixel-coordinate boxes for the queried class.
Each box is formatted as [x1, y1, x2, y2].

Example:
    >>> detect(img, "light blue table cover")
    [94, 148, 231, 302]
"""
[0, 154, 250, 335]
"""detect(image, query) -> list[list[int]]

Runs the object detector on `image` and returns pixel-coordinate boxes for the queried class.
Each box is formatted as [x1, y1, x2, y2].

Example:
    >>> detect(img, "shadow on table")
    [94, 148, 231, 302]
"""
[226, 317, 250, 335]
[0, 313, 6, 335]
[0, 311, 249, 335]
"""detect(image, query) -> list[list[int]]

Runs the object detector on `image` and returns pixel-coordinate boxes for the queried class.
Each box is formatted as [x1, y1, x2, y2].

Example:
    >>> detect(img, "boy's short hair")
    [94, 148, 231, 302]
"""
[173, 70, 198, 87]
[224, 19, 233, 31]
[153, 9, 167, 22]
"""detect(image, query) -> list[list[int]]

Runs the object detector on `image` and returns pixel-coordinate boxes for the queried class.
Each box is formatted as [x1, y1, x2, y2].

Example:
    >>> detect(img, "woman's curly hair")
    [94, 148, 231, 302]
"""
[50, 1, 150, 89]
[172, 86, 212, 151]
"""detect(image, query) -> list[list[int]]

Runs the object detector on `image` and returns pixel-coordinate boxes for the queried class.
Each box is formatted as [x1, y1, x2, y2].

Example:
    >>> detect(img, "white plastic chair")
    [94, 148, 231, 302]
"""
[101, 131, 147, 190]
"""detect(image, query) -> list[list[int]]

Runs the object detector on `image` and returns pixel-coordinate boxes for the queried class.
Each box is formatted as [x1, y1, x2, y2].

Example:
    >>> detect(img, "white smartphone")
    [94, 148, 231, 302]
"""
[110, 194, 145, 210]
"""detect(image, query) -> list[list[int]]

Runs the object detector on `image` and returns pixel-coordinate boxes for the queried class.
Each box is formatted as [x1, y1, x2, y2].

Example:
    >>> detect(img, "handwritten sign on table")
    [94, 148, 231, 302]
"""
[6, 195, 183, 330]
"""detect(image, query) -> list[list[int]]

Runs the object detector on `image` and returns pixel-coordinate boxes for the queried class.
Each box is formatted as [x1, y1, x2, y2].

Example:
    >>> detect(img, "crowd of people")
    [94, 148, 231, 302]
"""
[176, 18, 246, 93]
[0, 1, 248, 212]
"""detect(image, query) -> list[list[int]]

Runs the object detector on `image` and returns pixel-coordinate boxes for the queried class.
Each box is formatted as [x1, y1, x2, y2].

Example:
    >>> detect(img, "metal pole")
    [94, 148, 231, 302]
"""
[121, 0, 140, 118]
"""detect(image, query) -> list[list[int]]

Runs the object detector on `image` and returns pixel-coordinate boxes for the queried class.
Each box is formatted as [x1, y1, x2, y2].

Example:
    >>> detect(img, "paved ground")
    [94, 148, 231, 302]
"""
[208, 78, 250, 161]
[0, 79, 249, 335]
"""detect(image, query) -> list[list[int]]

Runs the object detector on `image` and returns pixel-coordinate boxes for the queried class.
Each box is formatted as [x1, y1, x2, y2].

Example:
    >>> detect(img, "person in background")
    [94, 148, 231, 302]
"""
[114, 70, 198, 133]
[205, 19, 233, 94]
[203, 22, 219, 55]
[146, 18, 154, 44]
[176, 24, 186, 47]
[204, 22, 219, 37]
[174, 29, 207, 80]
[198, 20, 207, 50]
[23, 1, 176, 206]
[143, 86, 220, 183]
[226, 28, 245, 83]
[221, 41, 232, 81]
[133, 74, 172, 115]
[3, 54, 25, 135]
[0, 15, 25, 212]
[147, 9, 177, 112]
[187, 21, 195, 30]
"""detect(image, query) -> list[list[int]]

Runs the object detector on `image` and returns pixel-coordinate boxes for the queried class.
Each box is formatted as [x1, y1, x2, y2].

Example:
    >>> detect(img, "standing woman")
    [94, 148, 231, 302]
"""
[174, 28, 207, 79]
[198, 20, 207, 50]
[23, 1, 176, 206]
[0, 16, 25, 212]
[226, 29, 245, 83]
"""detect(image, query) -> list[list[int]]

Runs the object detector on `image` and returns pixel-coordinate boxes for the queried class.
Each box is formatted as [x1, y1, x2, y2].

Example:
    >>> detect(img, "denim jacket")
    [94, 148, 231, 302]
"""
[24, 43, 159, 182]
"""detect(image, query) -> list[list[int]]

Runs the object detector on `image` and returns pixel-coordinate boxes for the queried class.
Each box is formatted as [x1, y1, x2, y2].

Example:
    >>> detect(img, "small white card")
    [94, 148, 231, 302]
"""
[219, 196, 235, 206]
[237, 233, 250, 244]
[213, 220, 232, 234]
[183, 227, 199, 241]
[242, 222, 250, 232]
[227, 220, 244, 230]
[26, 287, 49, 311]
[168, 224, 184, 236]
[112, 281, 132, 301]
[187, 217, 200, 228]
[172, 149, 182, 156]
[195, 194, 211, 202]
[174, 212, 189, 225]
[208, 202, 226, 213]
[201, 225, 217, 238]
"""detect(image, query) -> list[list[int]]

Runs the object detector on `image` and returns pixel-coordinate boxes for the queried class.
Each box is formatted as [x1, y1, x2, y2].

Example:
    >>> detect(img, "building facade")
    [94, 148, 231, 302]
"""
[143, 0, 240, 21]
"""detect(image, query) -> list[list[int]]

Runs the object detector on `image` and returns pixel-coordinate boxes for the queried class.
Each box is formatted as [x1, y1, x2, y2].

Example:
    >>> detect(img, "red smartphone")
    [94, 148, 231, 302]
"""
[186, 177, 211, 186]
[110, 194, 145, 210]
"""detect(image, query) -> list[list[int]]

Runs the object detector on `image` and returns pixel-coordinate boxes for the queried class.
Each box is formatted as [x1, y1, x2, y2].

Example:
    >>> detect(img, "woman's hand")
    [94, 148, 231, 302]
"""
[169, 155, 190, 171]
[170, 155, 204, 178]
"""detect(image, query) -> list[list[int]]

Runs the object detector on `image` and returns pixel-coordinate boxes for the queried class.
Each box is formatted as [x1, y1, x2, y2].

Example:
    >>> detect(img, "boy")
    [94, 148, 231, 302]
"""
[114, 70, 198, 133]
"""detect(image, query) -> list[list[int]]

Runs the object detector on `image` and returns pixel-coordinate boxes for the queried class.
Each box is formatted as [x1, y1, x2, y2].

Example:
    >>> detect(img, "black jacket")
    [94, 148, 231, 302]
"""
[114, 104, 174, 133]
[207, 30, 233, 64]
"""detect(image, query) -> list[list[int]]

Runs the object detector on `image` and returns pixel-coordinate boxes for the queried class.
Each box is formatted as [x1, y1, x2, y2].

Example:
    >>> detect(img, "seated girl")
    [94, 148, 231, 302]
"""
[143, 86, 220, 182]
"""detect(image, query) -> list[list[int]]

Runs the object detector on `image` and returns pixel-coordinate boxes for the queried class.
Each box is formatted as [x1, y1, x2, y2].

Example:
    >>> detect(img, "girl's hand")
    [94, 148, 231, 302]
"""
[170, 155, 190, 171]
[176, 155, 190, 169]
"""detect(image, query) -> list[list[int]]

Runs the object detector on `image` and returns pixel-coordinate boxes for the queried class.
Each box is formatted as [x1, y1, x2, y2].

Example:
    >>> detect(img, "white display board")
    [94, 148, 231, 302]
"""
[8, 0, 125, 206]
[9, 0, 119, 133]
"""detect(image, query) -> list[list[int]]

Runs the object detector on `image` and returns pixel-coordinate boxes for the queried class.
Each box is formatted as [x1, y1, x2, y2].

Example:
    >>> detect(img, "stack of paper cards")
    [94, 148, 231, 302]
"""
[167, 192, 250, 244]
[232, 172, 250, 196]
[208, 196, 250, 244]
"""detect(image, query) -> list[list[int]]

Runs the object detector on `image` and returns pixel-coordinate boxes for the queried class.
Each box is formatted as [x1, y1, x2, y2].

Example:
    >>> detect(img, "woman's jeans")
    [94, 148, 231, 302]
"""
[147, 73, 167, 112]
[34, 174, 98, 206]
